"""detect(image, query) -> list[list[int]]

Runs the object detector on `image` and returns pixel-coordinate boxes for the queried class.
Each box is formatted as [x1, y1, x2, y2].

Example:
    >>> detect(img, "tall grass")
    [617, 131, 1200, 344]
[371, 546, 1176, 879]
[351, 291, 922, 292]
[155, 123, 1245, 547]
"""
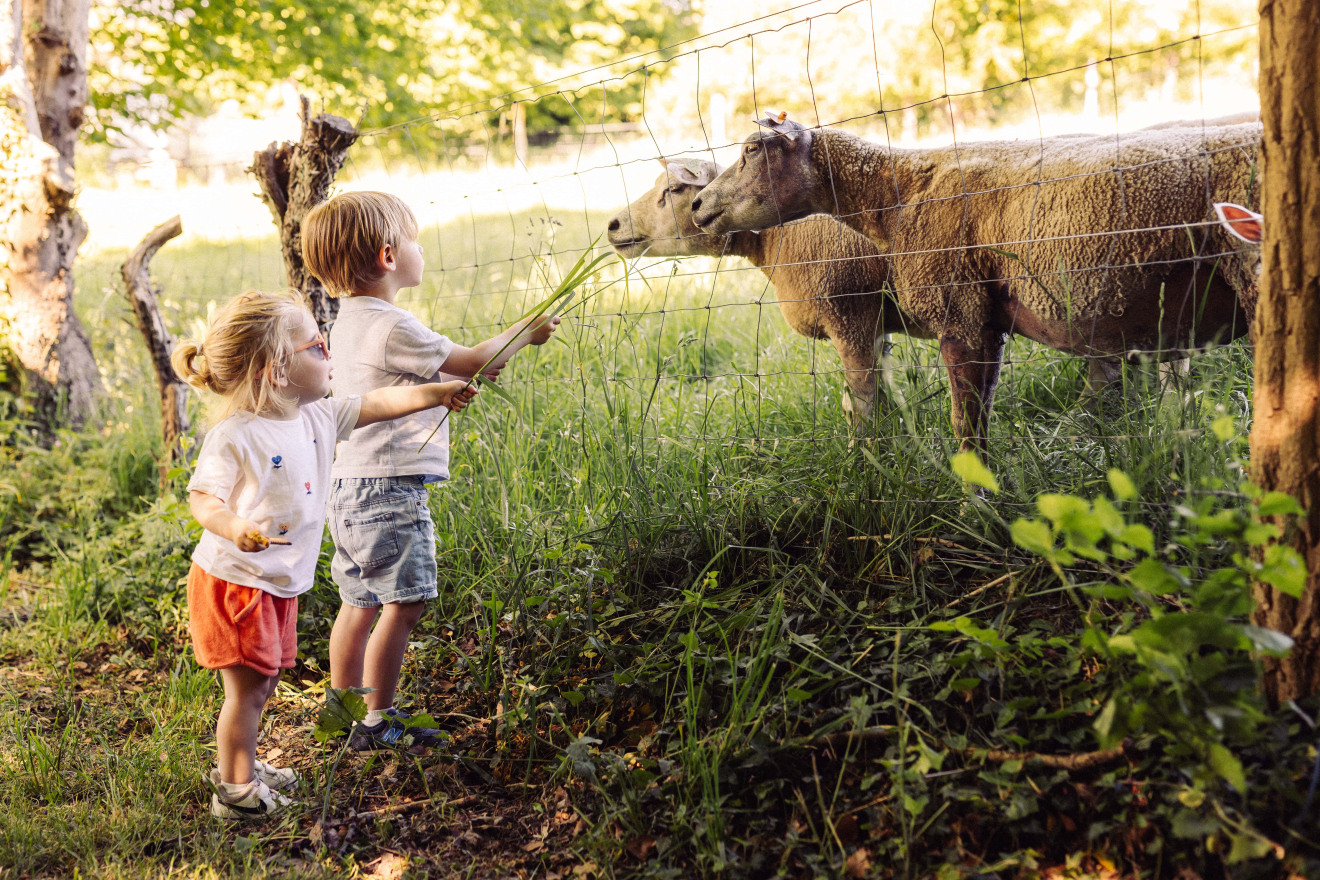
[0, 205, 1299, 878]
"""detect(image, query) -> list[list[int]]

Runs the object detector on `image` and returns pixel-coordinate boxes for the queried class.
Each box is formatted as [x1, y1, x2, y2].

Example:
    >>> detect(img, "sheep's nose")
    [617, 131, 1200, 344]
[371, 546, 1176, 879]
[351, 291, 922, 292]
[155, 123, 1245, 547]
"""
[608, 218, 619, 232]
[691, 196, 703, 213]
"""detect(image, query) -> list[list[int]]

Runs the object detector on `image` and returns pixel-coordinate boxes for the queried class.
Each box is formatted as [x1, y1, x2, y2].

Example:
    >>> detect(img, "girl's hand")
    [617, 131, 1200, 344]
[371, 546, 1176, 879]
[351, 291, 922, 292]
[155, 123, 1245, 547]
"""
[232, 520, 272, 553]
[526, 314, 561, 345]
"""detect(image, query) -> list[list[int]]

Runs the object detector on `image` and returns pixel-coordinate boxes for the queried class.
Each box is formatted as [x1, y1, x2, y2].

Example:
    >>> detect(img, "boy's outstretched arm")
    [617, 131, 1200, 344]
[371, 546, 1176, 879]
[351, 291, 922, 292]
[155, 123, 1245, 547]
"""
[440, 313, 561, 378]
[189, 491, 270, 552]
[356, 379, 478, 428]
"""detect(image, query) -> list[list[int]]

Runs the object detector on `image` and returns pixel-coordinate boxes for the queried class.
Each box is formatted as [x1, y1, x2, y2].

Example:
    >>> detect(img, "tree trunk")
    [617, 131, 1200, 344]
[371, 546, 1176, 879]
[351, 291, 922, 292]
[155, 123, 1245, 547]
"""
[249, 95, 358, 334]
[121, 216, 189, 488]
[0, 0, 100, 428]
[1250, 0, 1320, 702]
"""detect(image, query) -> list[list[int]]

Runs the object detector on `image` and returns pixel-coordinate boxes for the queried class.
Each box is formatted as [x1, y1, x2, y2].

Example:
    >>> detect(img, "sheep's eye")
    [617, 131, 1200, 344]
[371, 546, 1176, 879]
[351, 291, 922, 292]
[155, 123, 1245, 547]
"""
[666, 186, 685, 194]
[746, 145, 759, 155]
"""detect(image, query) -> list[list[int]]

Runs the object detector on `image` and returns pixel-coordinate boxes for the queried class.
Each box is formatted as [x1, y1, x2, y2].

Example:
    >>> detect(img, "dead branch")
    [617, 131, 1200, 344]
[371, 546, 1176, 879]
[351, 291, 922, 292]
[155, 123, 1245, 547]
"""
[248, 94, 358, 332]
[120, 215, 188, 486]
[972, 739, 1134, 771]
[351, 794, 475, 822]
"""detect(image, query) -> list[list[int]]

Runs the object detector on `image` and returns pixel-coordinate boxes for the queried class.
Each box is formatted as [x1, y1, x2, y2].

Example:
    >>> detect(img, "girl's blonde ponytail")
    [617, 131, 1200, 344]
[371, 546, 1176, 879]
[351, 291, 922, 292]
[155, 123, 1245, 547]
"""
[172, 290, 308, 423]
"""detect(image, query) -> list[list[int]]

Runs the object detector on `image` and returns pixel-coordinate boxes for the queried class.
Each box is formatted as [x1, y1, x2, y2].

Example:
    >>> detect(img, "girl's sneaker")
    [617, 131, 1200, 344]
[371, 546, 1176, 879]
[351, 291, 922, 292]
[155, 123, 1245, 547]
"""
[253, 759, 299, 791]
[206, 768, 291, 820]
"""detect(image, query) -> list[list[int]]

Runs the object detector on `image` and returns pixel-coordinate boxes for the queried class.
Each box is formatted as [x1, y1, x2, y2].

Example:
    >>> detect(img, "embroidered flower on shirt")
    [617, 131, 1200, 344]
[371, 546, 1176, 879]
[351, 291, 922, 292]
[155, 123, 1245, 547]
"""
[305, 481, 312, 494]
[272, 455, 283, 469]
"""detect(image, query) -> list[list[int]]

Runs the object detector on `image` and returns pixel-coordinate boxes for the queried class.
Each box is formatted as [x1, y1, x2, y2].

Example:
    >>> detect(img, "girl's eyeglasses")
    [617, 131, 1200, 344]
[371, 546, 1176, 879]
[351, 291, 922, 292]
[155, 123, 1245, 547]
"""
[294, 334, 331, 361]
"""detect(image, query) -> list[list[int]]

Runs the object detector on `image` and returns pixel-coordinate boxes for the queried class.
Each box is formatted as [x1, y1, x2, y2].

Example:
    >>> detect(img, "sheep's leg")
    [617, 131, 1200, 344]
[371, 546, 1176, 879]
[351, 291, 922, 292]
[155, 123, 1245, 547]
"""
[939, 335, 993, 458]
[834, 340, 886, 426]
[1084, 356, 1122, 396]
[977, 332, 1008, 444]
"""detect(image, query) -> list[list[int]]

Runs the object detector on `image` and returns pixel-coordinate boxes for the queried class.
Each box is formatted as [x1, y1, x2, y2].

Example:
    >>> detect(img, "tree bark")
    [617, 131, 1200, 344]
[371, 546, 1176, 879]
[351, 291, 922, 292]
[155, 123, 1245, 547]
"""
[0, 0, 100, 428]
[1250, 0, 1320, 702]
[121, 216, 189, 487]
[248, 95, 358, 334]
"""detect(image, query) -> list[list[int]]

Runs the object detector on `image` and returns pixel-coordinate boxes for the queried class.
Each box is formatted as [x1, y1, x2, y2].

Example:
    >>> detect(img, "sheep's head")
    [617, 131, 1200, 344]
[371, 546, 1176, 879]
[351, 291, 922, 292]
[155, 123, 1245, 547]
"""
[607, 158, 725, 258]
[691, 111, 822, 235]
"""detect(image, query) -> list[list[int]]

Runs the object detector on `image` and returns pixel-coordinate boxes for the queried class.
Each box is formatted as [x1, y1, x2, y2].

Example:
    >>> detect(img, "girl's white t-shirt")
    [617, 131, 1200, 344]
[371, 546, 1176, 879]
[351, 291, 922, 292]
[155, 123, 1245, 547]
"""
[188, 397, 361, 598]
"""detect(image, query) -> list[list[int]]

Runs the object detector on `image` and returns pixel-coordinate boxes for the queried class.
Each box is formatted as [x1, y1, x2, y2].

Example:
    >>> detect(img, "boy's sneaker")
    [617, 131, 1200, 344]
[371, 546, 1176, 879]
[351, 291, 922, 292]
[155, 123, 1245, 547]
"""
[348, 709, 447, 751]
[253, 759, 300, 791]
[206, 768, 291, 820]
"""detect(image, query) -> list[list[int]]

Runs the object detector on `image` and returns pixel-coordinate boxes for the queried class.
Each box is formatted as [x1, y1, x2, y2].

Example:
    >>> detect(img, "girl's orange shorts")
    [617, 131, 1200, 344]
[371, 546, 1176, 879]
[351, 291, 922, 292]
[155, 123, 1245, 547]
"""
[187, 564, 298, 677]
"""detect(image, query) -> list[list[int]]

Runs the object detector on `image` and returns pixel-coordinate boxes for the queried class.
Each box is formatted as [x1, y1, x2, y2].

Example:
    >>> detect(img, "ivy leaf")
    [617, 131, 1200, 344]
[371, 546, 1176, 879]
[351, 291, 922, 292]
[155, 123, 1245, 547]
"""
[1206, 742, 1247, 792]
[314, 686, 372, 743]
[1011, 519, 1055, 556]
[1107, 469, 1138, 501]
[1258, 544, 1307, 598]
[1238, 624, 1293, 655]
[950, 452, 999, 493]
[1257, 491, 1304, 517]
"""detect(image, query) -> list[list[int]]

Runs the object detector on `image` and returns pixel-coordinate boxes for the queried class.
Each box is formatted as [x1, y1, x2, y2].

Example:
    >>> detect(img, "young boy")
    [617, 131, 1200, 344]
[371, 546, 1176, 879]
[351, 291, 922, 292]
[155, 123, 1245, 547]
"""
[302, 192, 558, 749]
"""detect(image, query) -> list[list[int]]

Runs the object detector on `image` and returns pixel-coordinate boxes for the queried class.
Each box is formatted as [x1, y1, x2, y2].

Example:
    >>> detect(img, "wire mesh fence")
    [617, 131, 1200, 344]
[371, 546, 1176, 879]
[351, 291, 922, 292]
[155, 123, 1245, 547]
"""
[81, 0, 1262, 515]
[300, 0, 1257, 502]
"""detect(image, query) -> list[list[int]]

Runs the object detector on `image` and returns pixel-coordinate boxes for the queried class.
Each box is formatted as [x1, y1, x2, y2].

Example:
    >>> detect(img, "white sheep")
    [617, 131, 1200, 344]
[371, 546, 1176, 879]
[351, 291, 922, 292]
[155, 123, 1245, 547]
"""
[691, 113, 1262, 455]
[607, 158, 931, 420]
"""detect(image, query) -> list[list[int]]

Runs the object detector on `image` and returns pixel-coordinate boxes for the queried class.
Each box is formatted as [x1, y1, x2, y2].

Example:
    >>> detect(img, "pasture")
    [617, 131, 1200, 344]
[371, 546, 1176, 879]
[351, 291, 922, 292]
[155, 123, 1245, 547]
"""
[4, 192, 1313, 879]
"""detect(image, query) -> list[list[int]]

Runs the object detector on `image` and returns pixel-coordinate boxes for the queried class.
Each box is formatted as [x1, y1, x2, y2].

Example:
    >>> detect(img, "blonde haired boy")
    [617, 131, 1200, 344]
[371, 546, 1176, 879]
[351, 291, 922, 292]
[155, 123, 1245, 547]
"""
[303, 191, 558, 749]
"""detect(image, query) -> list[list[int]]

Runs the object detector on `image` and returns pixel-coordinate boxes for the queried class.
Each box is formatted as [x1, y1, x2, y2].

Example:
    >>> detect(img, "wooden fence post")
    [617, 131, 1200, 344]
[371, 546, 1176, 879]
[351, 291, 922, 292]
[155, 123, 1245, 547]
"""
[120, 215, 189, 487]
[249, 95, 359, 333]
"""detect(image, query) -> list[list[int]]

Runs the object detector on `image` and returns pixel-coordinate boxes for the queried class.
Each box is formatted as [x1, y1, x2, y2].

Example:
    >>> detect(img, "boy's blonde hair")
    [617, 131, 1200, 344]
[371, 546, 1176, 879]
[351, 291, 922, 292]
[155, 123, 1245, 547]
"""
[302, 191, 419, 297]
[171, 289, 309, 423]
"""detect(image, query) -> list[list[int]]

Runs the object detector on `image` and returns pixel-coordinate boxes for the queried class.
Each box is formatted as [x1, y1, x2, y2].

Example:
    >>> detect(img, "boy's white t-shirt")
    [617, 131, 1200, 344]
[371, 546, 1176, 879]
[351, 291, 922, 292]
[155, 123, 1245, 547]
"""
[188, 396, 362, 598]
[328, 296, 455, 482]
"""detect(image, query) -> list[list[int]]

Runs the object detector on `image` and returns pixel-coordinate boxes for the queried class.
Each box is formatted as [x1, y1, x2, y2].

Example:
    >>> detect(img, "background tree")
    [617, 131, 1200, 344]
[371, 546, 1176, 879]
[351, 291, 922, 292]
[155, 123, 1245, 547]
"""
[1251, 0, 1320, 701]
[0, 0, 101, 428]
[2, 0, 696, 433]
[88, 0, 697, 138]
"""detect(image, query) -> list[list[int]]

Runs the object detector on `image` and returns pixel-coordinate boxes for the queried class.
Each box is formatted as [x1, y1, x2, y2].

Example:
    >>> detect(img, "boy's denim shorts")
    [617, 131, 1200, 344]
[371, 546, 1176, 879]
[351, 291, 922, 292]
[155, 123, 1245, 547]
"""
[328, 476, 439, 607]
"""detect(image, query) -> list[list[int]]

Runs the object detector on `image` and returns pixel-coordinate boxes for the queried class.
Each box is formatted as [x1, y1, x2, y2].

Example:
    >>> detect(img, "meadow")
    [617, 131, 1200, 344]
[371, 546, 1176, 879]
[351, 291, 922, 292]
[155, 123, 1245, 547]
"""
[0, 201, 1315, 879]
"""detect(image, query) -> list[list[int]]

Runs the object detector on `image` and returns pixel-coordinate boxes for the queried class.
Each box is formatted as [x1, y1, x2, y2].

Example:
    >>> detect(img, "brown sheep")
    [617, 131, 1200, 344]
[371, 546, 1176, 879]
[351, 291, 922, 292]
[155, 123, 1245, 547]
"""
[607, 158, 932, 420]
[690, 113, 1261, 456]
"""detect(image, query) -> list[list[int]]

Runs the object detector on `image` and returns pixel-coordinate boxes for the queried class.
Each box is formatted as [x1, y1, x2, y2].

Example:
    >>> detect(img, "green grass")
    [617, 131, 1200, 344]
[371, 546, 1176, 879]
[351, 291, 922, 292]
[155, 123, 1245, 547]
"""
[0, 206, 1314, 878]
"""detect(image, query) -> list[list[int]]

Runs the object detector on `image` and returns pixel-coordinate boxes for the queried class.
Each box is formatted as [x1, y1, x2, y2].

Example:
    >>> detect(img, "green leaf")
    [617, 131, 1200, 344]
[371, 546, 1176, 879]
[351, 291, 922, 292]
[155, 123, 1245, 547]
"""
[1206, 742, 1246, 792]
[1038, 493, 1089, 525]
[1117, 524, 1154, 554]
[1128, 557, 1184, 596]
[1238, 624, 1293, 655]
[1092, 496, 1125, 537]
[1108, 469, 1138, 501]
[1259, 544, 1307, 597]
[314, 686, 372, 743]
[785, 688, 811, 703]
[561, 690, 586, 707]
[1257, 491, 1305, 517]
[950, 451, 999, 493]
[1011, 519, 1055, 556]
[1211, 416, 1238, 443]
[475, 375, 517, 404]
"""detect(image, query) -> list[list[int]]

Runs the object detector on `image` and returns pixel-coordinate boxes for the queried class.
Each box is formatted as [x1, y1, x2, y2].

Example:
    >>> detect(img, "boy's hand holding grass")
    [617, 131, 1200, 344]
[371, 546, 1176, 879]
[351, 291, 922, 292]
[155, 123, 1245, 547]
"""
[433, 379, 479, 412]
[525, 313, 560, 345]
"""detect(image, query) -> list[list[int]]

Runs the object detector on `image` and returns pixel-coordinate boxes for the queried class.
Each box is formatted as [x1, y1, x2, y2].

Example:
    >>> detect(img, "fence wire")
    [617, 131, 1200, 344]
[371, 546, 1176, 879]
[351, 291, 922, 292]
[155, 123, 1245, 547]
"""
[308, 0, 1259, 506]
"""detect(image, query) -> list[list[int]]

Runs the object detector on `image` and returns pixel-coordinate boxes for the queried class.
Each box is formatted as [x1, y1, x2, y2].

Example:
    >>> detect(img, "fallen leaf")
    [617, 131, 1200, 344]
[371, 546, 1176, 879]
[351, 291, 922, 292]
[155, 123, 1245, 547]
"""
[845, 847, 871, 879]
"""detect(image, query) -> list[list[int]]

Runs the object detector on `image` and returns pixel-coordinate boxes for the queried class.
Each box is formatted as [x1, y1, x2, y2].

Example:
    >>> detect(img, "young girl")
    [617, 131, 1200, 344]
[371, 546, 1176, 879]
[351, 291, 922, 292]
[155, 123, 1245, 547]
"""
[172, 289, 477, 819]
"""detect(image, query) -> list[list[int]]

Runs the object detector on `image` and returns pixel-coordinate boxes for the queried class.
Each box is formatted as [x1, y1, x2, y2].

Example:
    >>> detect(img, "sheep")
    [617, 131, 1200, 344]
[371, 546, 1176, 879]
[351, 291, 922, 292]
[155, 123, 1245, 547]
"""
[690, 113, 1262, 456]
[607, 158, 934, 420]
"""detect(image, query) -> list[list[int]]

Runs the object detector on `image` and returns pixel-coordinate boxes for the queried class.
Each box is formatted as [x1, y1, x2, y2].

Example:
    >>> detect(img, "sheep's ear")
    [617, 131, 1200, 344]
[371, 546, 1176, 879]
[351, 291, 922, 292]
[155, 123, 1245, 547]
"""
[1214, 202, 1263, 244]
[666, 159, 718, 187]
[656, 157, 670, 169]
[753, 110, 811, 148]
